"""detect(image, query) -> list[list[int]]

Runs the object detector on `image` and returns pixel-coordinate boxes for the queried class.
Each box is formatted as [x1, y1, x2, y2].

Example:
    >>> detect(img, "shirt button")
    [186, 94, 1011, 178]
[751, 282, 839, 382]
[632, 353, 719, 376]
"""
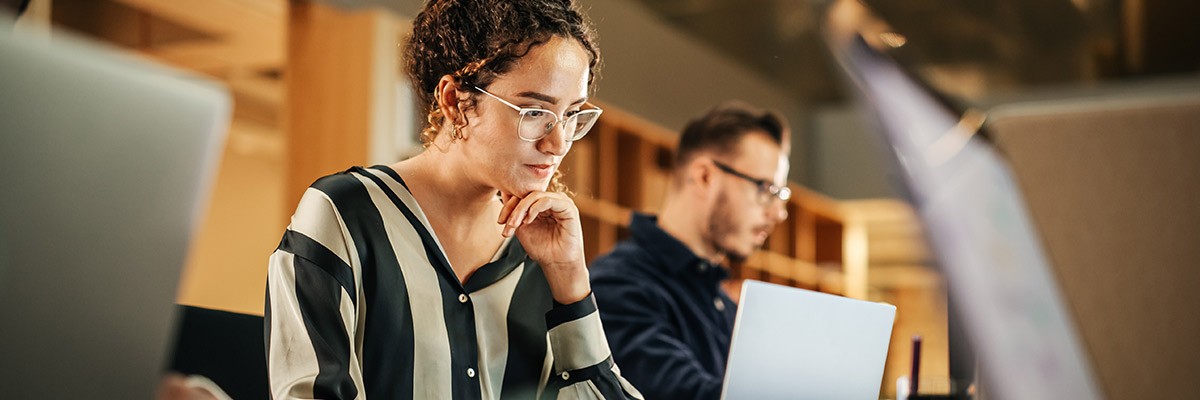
[467, 367, 476, 378]
[698, 262, 709, 272]
[458, 294, 469, 303]
[561, 371, 570, 380]
[714, 297, 726, 311]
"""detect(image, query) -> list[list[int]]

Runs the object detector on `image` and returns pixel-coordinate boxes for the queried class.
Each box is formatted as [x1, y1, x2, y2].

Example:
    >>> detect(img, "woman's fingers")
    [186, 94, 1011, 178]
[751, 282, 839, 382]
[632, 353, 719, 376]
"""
[524, 207, 540, 224]
[497, 193, 522, 225]
[499, 192, 573, 236]
[523, 197, 554, 225]
[525, 194, 574, 223]
[506, 205, 529, 236]
[501, 196, 534, 237]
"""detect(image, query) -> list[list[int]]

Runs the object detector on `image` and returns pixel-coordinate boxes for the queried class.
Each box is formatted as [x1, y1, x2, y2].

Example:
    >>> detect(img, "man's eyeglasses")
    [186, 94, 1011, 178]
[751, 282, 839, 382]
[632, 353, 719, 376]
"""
[470, 84, 603, 142]
[712, 160, 792, 204]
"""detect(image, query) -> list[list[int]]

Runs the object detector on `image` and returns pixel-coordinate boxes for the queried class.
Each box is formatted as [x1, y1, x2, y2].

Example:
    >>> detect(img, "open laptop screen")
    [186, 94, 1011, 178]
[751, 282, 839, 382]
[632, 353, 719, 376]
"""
[827, 33, 1104, 400]
[720, 280, 895, 400]
[0, 20, 229, 398]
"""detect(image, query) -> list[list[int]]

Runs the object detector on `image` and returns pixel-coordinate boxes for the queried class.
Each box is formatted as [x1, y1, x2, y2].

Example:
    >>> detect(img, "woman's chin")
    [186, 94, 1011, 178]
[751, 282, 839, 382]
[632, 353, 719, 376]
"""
[501, 181, 550, 198]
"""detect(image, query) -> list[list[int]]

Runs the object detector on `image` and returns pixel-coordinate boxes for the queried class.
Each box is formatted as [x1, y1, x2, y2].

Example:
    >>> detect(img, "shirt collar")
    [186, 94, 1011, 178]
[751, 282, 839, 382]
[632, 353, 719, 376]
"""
[630, 212, 728, 280]
[463, 238, 527, 293]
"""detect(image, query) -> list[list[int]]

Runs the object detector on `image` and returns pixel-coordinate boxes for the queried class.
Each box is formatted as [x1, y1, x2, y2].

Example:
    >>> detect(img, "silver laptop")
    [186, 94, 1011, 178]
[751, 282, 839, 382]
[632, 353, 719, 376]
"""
[0, 17, 229, 399]
[720, 280, 896, 400]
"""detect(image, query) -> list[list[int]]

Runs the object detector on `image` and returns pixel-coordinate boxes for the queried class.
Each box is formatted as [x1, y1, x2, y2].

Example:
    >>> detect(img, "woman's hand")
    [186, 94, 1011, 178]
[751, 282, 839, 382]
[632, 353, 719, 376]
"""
[498, 191, 590, 304]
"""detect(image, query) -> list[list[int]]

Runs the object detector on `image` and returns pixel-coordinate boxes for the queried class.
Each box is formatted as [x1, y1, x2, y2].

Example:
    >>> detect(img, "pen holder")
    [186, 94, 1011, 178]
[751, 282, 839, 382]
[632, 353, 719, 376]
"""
[897, 376, 970, 400]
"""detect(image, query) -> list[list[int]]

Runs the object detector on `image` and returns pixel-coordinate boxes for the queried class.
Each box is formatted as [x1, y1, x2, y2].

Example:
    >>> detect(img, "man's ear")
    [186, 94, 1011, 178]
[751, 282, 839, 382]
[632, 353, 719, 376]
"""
[686, 158, 718, 198]
[434, 75, 465, 126]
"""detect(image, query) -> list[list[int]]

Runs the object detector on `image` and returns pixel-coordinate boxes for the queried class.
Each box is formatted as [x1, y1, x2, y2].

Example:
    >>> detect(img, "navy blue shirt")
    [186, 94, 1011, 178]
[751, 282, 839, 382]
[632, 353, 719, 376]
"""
[591, 213, 737, 400]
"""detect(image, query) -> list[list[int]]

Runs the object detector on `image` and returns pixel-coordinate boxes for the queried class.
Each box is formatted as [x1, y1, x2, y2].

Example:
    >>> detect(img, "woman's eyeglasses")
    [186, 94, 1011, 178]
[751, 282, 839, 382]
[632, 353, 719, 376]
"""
[471, 85, 603, 142]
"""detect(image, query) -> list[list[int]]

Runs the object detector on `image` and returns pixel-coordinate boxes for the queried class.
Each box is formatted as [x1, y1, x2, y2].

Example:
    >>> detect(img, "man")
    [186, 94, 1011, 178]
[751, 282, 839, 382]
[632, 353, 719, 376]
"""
[590, 101, 792, 400]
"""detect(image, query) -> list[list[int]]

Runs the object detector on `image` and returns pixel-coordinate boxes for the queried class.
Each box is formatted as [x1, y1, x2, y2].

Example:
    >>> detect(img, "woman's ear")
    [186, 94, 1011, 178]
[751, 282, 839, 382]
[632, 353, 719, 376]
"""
[434, 75, 464, 126]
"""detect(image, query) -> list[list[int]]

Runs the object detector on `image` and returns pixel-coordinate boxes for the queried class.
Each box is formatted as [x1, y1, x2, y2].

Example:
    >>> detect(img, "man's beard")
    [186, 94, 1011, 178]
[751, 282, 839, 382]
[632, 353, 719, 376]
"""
[706, 191, 751, 265]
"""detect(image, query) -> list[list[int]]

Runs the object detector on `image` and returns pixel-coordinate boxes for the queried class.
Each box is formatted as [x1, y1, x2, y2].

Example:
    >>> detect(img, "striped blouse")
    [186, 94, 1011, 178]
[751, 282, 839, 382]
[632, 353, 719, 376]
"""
[265, 165, 643, 400]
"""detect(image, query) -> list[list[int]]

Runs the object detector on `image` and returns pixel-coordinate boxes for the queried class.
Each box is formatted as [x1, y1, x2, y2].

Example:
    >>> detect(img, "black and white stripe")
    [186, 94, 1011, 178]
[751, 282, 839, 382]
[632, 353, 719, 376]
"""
[266, 166, 642, 400]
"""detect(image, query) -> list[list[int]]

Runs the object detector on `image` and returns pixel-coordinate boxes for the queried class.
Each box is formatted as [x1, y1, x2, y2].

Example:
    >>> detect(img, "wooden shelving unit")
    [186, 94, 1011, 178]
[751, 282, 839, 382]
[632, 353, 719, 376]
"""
[563, 101, 863, 300]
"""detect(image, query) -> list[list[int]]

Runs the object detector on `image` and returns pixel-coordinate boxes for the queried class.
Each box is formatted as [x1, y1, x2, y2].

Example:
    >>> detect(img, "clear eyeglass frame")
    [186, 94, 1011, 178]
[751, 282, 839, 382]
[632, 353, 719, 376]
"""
[712, 159, 793, 204]
[471, 84, 603, 142]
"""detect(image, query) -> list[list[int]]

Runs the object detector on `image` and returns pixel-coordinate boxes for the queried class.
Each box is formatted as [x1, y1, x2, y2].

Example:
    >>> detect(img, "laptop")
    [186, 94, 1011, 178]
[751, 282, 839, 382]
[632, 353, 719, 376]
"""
[0, 15, 229, 399]
[720, 280, 896, 400]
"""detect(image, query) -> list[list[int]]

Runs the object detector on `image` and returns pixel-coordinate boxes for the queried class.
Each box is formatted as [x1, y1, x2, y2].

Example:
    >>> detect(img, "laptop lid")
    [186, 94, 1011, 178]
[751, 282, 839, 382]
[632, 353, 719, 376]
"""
[720, 280, 896, 400]
[0, 19, 229, 399]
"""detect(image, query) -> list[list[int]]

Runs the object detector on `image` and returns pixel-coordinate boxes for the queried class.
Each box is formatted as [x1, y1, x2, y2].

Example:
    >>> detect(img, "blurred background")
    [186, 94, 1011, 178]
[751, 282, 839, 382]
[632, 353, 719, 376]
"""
[8, 0, 1198, 398]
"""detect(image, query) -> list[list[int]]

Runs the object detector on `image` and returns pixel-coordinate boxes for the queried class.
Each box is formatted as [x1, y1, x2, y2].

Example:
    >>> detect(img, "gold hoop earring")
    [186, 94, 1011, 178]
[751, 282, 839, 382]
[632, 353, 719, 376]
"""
[451, 124, 465, 141]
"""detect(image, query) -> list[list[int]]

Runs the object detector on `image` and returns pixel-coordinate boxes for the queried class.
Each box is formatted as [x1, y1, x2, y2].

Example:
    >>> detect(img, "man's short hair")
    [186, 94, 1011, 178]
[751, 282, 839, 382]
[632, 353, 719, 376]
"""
[674, 100, 790, 176]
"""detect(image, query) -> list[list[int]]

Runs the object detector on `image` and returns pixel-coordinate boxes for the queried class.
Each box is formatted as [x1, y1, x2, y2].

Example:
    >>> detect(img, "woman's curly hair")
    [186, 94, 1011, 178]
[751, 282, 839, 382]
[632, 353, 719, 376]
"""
[403, 0, 600, 193]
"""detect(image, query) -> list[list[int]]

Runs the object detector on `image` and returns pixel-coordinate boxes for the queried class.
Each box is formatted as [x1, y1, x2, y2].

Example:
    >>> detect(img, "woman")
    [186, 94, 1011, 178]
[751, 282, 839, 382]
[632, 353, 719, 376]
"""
[265, 0, 642, 399]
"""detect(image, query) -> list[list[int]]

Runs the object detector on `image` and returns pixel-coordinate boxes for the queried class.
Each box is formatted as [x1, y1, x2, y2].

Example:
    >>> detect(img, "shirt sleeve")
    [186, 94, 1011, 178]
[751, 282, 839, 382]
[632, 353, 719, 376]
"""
[592, 276, 724, 400]
[265, 189, 364, 400]
[543, 294, 645, 400]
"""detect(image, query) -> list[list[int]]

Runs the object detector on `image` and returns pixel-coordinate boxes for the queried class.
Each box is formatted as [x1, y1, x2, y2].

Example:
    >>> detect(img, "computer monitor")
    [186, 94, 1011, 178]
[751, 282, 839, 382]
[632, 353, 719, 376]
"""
[824, 21, 1105, 400]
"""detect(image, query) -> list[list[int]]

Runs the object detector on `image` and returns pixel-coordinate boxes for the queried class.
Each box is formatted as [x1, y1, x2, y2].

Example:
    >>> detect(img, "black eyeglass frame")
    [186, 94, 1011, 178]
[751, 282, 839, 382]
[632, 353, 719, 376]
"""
[711, 160, 793, 204]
